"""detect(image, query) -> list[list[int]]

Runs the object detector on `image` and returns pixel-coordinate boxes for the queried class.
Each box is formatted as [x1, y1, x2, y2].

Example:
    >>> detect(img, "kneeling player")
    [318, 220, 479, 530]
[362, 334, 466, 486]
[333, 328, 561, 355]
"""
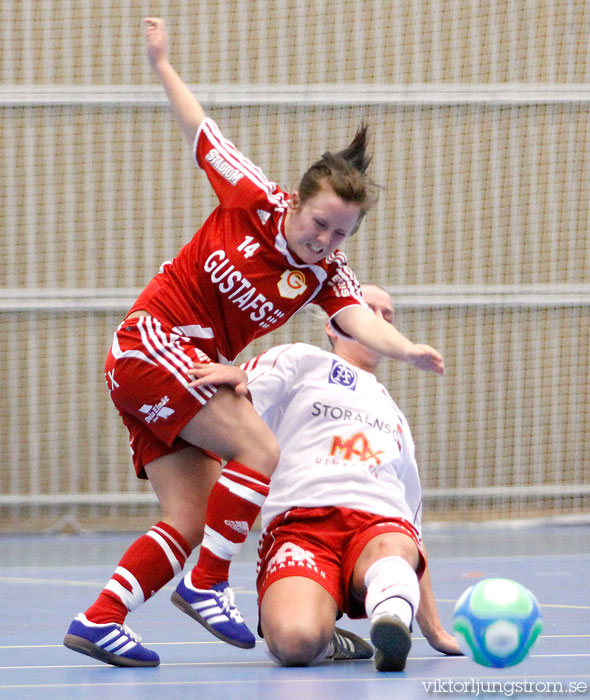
[189, 285, 461, 671]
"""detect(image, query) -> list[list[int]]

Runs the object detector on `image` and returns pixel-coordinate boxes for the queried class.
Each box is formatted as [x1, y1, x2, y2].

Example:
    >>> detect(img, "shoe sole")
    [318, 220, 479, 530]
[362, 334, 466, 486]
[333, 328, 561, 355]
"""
[331, 626, 374, 660]
[63, 633, 160, 667]
[171, 591, 256, 649]
[370, 616, 412, 672]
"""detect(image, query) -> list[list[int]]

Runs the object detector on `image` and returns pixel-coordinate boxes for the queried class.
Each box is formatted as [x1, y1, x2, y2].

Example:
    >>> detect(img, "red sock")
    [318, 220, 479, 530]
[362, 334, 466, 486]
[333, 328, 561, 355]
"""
[85, 521, 191, 624]
[190, 461, 270, 589]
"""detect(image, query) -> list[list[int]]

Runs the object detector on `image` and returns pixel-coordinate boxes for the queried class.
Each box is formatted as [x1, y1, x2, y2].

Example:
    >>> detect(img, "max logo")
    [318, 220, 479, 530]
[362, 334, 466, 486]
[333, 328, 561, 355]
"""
[328, 360, 357, 389]
[330, 432, 384, 464]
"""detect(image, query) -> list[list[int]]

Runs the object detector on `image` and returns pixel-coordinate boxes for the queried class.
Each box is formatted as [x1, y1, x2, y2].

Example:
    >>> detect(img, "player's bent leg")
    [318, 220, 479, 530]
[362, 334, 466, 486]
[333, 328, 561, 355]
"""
[352, 531, 420, 585]
[179, 385, 280, 475]
[260, 577, 339, 666]
[176, 389, 280, 646]
[64, 448, 218, 667]
[180, 391, 279, 578]
[170, 458, 266, 648]
[352, 533, 421, 672]
[366, 554, 418, 671]
[145, 447, 222, 547]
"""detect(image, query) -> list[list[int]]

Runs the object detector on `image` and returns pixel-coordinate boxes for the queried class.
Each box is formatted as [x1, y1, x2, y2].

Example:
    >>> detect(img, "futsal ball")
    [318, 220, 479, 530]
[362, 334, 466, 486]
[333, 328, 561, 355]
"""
[452, 578, 543, 668]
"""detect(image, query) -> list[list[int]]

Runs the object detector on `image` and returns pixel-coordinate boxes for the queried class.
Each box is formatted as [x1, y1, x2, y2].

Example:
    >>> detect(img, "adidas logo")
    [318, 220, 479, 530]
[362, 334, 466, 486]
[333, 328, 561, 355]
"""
[224, 519, 249, 536]
[139, 396, 175, 424]
[257, 209, 271, 225]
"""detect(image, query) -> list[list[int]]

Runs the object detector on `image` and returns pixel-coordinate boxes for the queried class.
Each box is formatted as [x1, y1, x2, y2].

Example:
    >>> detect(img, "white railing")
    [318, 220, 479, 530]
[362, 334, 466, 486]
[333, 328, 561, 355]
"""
[3, 84, 590, 107]
[1, 285, 589, 311]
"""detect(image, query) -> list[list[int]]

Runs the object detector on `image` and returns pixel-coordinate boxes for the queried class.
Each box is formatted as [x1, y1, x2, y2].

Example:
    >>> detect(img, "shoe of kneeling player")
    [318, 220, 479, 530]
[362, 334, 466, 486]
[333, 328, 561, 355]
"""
[370, 614, 412, 672]
[63, 612, 160, 667]
[171, 572, 256, 649]
[327, 626, 374, 660]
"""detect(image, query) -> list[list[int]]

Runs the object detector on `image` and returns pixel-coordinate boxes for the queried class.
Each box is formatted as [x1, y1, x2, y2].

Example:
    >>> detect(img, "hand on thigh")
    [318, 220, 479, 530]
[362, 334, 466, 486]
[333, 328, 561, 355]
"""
[180, 386, 280, 475]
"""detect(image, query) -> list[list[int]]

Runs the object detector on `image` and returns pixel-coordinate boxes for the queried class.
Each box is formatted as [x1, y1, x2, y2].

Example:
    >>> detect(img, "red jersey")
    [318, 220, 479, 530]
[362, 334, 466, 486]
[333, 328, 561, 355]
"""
[129, 118, 365, 362]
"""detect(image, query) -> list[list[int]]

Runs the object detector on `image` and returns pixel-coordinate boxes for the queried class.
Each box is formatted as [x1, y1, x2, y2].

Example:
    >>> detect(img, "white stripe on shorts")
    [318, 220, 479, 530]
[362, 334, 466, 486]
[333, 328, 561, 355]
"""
[151, 321, 216, 401]
[172, 324, 215, 339]
[136, 317, 215, 405]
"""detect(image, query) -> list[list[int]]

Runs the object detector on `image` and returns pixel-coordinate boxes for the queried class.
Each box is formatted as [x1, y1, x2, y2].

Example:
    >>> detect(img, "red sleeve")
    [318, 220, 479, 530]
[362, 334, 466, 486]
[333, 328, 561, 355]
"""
[194, 118, 286, 210]
[312, 251, 367, 320]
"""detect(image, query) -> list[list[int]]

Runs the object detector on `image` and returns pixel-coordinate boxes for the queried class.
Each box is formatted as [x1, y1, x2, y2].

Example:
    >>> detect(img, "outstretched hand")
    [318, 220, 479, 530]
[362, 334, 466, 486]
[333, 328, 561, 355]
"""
[407, 344, 445, 376]
[424, 627, 463, 656]
[187, 362, 250, 396]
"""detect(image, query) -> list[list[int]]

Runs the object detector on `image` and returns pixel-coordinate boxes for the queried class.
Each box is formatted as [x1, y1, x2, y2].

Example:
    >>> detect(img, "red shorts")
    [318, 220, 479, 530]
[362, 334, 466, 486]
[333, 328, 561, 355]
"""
[256, 506, 426, 619]
[104, 316, 221, 478]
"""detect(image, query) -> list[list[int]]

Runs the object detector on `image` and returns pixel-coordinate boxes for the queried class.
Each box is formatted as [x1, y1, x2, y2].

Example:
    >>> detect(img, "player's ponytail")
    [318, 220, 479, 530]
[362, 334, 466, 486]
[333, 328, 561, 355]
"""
[333, 122, 372, 176]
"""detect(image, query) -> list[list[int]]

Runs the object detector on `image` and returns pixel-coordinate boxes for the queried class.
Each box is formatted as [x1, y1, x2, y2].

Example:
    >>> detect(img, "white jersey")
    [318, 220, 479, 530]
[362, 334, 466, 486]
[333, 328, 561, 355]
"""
[242, 343, 423, 534]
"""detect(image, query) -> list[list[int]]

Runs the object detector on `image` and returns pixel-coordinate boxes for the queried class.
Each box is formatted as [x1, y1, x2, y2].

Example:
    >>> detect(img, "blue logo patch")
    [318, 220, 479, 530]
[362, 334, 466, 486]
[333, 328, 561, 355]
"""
[328, 360, 358, 390]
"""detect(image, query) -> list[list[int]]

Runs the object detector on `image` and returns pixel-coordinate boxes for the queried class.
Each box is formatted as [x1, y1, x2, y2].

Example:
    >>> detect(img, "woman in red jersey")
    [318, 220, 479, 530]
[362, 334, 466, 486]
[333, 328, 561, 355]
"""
[63, 18, 444, 667]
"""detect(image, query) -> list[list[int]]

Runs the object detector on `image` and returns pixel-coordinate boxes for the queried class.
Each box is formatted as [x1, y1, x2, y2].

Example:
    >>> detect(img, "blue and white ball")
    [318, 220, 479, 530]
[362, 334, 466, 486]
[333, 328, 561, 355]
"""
[452, 578, 543, 668]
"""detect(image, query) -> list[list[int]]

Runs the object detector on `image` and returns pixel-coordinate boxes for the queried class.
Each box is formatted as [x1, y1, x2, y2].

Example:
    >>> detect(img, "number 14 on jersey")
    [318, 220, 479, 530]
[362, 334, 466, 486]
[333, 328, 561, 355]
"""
[237, 236, 260, 259]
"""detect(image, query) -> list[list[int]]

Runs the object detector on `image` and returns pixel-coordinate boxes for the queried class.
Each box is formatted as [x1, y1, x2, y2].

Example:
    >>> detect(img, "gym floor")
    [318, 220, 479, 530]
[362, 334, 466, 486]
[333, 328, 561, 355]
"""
[1, 523, 588, 700]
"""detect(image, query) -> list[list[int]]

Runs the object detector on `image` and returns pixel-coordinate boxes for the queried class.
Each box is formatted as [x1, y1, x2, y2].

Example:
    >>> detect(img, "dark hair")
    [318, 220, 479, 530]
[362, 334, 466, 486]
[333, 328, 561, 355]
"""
[297, 123, 380, 232]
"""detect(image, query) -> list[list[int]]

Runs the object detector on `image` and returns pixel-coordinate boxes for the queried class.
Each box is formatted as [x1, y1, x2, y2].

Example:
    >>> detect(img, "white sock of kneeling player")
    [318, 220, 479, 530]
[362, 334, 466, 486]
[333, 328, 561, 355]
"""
[364, 555, 420, 629]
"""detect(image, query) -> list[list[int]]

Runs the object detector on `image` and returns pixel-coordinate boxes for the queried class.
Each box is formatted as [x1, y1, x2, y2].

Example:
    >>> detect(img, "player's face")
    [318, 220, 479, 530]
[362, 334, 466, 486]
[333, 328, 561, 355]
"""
[284, 184, 362, 264]
[350, 286, 395, 366]
[363, 286, 394, 326]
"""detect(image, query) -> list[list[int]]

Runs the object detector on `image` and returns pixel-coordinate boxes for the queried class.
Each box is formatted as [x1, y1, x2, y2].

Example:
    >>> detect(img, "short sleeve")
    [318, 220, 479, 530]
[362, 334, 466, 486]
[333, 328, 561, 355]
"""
[194, 118, 285, 210]
[312, 254, 367, 336]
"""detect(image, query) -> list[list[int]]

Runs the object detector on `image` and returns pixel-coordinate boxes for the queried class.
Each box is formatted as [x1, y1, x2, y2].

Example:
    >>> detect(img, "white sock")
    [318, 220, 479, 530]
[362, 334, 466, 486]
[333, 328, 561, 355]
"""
[372, 598, 413, 628]
[364, 556, 420, 629]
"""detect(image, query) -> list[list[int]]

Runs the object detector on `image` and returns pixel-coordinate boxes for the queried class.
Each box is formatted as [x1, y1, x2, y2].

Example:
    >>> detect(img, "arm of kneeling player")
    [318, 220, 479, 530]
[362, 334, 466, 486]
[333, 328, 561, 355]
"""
[415, 563, 462, 655]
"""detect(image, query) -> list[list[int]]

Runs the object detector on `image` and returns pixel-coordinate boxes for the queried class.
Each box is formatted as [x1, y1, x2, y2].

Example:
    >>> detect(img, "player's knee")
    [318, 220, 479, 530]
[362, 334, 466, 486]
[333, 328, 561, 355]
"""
[244, 428, 280, 476]
[363, 532, 419, 570]
[159, 511, 204, 549]
[264, 621, 329, 667]
[233, 411, 280, 475]
[262, 433, 280, 472]
[261, 612, 333, 666]
[171, 519, 204, 549]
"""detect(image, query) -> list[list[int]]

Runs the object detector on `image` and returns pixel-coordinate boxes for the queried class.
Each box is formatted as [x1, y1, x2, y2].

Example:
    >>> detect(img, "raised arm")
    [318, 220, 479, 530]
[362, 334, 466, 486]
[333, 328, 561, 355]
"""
[335, 305, 445, 375]
[144, 17, 206, 147]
